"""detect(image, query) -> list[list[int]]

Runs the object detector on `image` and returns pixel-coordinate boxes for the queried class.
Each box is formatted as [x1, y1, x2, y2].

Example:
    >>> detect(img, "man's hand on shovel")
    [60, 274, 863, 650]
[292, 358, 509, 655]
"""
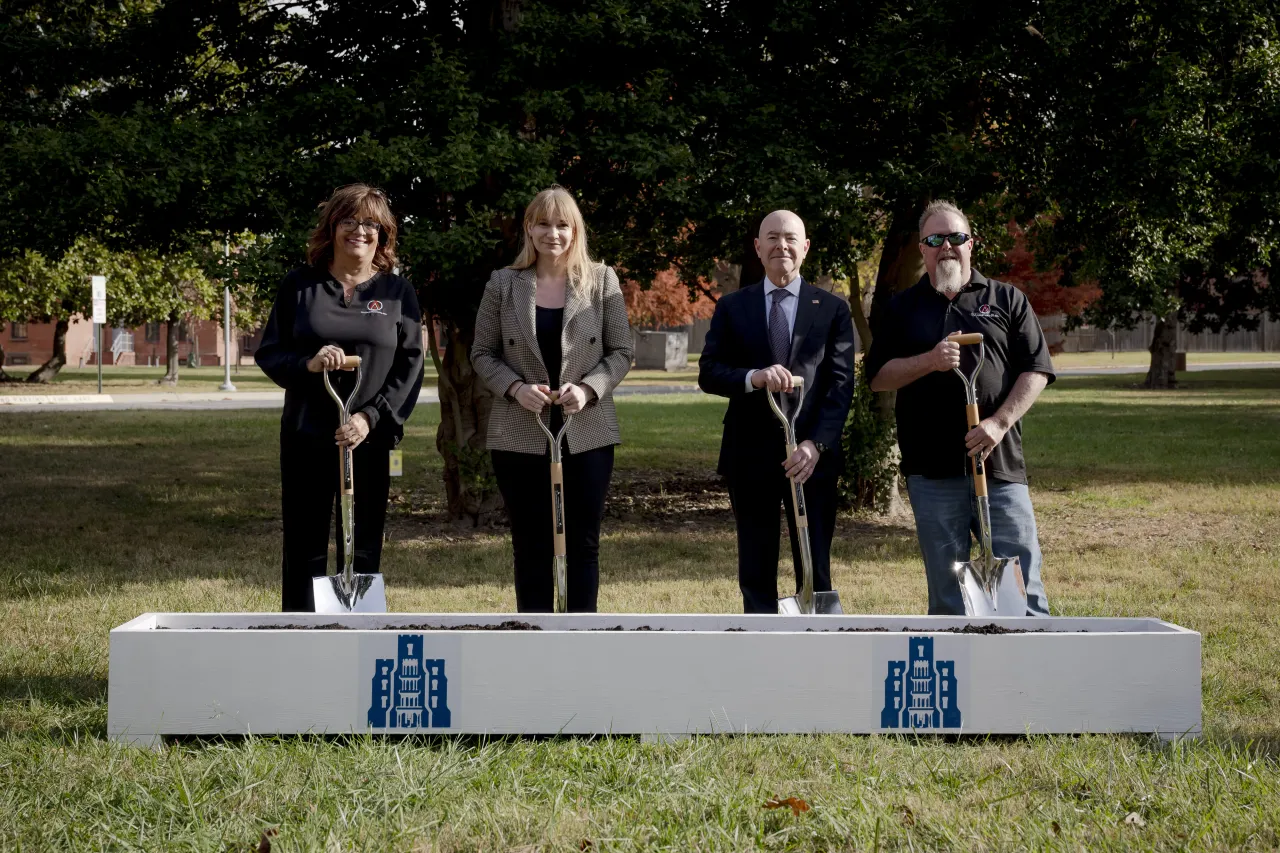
[751, 364, 795, 392]
[965, 418, 1007, 460]
[783, 440, 820, 485]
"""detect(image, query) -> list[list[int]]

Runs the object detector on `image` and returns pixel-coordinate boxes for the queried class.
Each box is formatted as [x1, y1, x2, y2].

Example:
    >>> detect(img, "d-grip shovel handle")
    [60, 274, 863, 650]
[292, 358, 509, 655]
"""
[947, 333, 988, 498]
[534, 390, 572, 556]
[324, 354, 364, 496]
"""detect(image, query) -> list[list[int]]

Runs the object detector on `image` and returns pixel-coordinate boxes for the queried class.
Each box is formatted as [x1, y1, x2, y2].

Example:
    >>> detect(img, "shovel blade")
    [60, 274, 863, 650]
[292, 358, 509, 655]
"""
[953, 556, 1026, 617]
[313, 573, 387, 614]
[777, 590, 844, 615]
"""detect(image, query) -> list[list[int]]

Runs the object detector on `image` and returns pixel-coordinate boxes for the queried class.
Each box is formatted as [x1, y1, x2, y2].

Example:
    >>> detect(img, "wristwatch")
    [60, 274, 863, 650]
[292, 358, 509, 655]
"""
[813, 441, 829, 454]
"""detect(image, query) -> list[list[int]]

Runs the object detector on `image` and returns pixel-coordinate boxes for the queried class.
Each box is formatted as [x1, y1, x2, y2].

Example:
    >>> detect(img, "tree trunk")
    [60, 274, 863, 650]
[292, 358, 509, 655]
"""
[434, 319, 503, 525]
[25, 318, 68, 383]
[158, 311, 180, 385]
[1144, 311, 1178, 389]
[0, 331, 10, 382]
[867, 204, 927, 517]
[849, 267, 873, 355]
[712, 260, 741, 296]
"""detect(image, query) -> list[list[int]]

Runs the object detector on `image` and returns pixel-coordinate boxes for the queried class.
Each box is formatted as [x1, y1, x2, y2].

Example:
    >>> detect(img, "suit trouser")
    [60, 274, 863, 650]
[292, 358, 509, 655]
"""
[279, 431, 391, 612]
[728, 470, 838, 613]
[492, 445, 615, 613]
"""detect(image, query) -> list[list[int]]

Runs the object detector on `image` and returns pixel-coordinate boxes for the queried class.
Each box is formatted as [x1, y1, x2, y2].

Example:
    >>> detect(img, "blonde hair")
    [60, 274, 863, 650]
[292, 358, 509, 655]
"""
[508, 185, 600, 292]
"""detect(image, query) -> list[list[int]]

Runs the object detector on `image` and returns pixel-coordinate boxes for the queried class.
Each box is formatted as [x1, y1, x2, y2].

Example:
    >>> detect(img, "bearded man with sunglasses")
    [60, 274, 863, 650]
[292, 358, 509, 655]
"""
[865, 200, 1055, 617]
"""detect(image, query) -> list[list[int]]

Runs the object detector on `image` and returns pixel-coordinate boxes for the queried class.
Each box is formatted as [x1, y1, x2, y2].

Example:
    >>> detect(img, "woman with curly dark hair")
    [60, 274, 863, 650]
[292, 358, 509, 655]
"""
[256, 183, 424, 611]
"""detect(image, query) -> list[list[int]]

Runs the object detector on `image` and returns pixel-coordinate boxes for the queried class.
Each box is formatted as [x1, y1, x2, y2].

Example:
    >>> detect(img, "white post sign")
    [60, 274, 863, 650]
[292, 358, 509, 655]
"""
[91, 275, 107, 324]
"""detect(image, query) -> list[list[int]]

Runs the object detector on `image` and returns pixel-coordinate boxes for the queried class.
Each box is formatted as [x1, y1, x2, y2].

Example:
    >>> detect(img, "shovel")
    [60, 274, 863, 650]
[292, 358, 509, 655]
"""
[313, 354, 388, 614]
[768, 377, 844, 615]
[535, 391, 574, 614]
[947, 332, 1028, 617]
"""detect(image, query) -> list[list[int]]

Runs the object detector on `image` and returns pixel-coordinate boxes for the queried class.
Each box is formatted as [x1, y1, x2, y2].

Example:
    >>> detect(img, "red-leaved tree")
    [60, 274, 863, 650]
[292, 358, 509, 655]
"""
[1003, 222, 1101, 353]
[621, 268, 717, 328]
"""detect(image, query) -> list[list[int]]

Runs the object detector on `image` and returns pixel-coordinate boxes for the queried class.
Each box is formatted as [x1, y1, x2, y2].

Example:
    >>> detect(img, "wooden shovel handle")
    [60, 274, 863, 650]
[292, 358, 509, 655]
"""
[341, 355, 362, 369]
[550, 461, 566, 556]
[338, 445, 354, 496]
[965, 403, 988, 497]
[947, 332, 984, 346]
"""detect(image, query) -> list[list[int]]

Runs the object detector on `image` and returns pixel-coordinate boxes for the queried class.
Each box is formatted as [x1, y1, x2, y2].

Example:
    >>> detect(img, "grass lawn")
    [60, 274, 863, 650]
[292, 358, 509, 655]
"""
[1050, 351, 1280, 369]
[0, 362, 704, 394]
[2, 370, 1279, 849]
[6, 349, 1279, 396]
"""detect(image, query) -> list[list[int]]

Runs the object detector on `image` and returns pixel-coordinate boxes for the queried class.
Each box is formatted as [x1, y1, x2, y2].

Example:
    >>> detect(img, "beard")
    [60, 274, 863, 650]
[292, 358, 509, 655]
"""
[932, 257, 965, 294]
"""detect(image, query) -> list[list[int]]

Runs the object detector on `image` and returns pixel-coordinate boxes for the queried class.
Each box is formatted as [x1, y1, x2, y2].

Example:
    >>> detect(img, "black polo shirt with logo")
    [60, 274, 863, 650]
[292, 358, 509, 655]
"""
[864, 271, 1056, 484]
[255, 266, 425, 446]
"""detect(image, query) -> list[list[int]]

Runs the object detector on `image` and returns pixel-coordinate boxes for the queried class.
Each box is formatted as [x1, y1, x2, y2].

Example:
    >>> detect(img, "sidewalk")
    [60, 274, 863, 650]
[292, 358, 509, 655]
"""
[0, 384, 706, 412]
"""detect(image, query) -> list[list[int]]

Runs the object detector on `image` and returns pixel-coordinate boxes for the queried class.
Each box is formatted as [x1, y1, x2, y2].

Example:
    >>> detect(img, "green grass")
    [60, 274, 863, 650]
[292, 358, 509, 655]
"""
[1, 361, 702, 394]
[2, 371, 1280, 850]
[6, 348, 1276, 395]
[1051, 351, 1280, 369]
[0, 364, 284, 394]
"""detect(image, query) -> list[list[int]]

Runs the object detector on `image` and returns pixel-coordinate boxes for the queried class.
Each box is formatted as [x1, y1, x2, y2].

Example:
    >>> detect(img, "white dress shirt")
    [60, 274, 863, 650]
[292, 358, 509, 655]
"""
[744, 275, 802, 391]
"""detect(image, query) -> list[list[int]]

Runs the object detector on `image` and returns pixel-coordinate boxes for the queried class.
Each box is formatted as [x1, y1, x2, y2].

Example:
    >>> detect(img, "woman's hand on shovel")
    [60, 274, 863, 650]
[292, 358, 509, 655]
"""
[335, 412, 371, 448]
[511, 381, 553, 413]
[308, 344, 351, 373]
[555, 382, 592, 415]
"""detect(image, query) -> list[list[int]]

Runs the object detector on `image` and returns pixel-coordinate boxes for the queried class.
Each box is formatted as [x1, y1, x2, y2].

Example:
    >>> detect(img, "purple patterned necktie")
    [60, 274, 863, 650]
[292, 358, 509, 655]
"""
[769, 287, 792, 366]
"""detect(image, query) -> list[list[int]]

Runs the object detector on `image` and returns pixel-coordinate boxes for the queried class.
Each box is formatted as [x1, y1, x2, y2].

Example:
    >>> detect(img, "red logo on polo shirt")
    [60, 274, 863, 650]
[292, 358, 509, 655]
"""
[361, 300, 387, 316]
[979, 304, 991, 315]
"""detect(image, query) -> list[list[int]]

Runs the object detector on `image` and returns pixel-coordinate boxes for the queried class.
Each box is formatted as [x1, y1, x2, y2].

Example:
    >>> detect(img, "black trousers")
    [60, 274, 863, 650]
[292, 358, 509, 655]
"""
[728, 470, 838, 614]
[491, 445, 615, 612]
[279, 431, 391, 612]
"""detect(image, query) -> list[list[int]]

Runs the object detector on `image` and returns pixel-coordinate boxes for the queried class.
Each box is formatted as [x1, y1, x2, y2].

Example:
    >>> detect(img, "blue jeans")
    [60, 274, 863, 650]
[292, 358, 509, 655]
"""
[905, 475, 1050, 617]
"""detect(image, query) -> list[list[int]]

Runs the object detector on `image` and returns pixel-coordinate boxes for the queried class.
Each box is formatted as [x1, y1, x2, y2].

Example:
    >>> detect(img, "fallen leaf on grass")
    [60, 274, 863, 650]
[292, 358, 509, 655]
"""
[1051, 820, 1062, 835]
[900, 805, 916, 826]
[763, 796, 810, 816]
[1124, 812, 1146, 828]
[580, 840, 594, 851]
[257, 827, 278, 853]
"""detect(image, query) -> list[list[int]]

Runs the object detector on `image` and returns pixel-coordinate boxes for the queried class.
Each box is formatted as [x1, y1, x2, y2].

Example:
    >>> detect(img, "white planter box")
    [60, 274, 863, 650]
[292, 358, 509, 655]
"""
[108, 613, 1201, 745]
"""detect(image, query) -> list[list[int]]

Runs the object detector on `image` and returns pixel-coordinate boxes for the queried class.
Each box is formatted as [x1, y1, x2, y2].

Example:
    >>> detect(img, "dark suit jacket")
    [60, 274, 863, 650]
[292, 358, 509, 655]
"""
[698, 278, 856, 480]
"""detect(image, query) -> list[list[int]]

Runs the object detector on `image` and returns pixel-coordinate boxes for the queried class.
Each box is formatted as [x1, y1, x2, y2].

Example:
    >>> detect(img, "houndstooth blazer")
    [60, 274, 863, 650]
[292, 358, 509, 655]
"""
[473, 264, 633, 455]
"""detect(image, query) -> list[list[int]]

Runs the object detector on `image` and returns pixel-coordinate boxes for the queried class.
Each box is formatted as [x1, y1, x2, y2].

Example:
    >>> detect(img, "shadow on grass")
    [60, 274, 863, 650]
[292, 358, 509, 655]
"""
[0, 675, 109, 741]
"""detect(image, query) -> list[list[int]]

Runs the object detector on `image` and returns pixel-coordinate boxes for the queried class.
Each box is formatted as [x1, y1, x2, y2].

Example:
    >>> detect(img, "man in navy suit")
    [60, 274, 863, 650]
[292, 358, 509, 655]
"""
[699, 210, 857, 613]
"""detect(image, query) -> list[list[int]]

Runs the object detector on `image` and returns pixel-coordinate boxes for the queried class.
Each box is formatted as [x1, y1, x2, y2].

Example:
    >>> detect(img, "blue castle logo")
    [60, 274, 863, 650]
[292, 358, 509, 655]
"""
[368, 634, 452, 729]
[880, 637, 961, 730]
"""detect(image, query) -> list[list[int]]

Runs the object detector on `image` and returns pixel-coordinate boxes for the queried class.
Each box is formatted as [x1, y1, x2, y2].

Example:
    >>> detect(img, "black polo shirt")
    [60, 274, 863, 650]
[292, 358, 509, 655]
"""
[864, 270, 1056, 484]
[255, 266, 425, 446]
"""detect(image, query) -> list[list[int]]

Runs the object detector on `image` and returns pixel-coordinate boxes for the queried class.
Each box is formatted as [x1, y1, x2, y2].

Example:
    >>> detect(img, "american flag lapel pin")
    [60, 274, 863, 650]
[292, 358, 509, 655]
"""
[812, 299, 820, 303]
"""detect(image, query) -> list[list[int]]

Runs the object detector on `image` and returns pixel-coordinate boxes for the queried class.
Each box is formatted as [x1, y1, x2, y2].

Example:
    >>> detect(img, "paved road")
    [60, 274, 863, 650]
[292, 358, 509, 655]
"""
[2, 362, 1277, 412]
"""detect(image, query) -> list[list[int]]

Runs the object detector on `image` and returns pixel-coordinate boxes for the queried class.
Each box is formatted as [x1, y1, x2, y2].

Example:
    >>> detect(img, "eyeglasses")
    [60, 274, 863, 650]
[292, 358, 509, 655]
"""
[337, 218, 383, 233]
[921, 232, 972, 248]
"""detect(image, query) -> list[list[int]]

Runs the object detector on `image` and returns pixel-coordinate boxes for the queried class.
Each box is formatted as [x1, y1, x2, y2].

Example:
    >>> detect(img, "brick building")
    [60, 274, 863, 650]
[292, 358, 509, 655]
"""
[3, 317, 262, 368]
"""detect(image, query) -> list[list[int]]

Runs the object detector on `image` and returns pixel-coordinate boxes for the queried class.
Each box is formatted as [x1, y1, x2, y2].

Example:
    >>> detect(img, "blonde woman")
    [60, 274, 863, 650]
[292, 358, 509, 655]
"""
[473, 186, 633, 612]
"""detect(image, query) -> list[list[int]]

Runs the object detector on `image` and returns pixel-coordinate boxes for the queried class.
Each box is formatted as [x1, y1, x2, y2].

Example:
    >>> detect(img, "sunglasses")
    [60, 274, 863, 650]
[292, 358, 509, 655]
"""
[921, 232, 972, 248]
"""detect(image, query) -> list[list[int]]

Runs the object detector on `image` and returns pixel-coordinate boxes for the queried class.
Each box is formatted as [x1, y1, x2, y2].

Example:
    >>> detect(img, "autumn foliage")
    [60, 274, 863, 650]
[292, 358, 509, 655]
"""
[621, 267, 717, 328]
[1002, 222, 1101, 320]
